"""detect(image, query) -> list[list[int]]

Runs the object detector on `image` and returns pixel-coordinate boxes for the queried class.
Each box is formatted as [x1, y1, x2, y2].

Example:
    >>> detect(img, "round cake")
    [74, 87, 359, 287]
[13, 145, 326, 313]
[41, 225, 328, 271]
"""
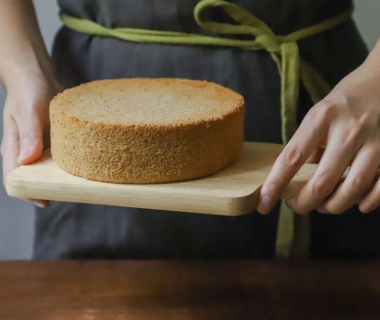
[50, 78, 244, 184]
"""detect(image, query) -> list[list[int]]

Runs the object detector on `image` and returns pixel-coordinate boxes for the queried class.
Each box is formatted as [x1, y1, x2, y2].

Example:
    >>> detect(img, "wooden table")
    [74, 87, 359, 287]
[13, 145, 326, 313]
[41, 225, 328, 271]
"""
[0, 261, 379, 320]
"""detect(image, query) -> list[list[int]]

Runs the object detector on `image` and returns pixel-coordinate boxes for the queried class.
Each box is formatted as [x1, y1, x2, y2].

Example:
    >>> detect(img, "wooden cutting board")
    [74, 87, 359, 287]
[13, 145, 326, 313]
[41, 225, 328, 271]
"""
[6, 142, 317, 215]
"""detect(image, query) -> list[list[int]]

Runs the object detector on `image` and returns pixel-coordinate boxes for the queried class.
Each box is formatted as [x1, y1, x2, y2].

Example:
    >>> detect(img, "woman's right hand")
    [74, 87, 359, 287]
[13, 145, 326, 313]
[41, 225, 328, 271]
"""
[1, 69, 62, 208]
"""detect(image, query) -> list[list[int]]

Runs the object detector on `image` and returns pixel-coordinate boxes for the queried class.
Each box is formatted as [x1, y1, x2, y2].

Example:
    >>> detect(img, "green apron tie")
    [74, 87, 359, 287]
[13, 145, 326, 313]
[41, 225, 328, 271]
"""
[60, 0, 353, 258]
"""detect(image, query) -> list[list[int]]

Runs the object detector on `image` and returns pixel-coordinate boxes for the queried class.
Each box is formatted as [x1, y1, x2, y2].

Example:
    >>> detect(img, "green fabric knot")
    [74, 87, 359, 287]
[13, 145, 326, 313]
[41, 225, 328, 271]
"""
[255, 34, 283, 53]
[192, 0, 353, 143]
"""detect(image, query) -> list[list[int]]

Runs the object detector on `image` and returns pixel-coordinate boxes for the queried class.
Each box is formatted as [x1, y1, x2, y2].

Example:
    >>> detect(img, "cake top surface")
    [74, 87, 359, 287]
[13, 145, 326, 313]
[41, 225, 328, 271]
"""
[51, 78, 244, 126]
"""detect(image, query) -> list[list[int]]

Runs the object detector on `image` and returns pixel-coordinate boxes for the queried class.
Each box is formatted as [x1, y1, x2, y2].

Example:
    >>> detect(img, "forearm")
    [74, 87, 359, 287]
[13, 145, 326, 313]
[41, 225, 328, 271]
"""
[0, 0, 55, 90]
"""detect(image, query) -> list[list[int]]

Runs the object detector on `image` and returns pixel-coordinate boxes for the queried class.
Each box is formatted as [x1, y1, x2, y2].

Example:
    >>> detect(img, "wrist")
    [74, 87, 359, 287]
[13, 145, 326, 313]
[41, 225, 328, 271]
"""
[1, 44, 56, 92]
[361, 39, 380, 78]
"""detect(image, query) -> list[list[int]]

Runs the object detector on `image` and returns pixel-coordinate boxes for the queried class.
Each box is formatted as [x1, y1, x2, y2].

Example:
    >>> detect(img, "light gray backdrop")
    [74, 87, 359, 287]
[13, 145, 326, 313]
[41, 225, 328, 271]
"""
[0, 0, 379, 260]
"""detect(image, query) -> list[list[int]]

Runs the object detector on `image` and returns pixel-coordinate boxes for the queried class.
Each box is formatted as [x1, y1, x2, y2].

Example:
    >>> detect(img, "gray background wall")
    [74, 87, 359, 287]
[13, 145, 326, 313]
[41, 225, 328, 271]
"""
[0, 0, 379, 260]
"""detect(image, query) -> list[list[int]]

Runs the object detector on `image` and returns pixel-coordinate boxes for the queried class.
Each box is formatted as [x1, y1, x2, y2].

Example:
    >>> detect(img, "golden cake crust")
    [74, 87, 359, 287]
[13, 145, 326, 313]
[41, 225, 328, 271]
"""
[50, 78, 244, 184]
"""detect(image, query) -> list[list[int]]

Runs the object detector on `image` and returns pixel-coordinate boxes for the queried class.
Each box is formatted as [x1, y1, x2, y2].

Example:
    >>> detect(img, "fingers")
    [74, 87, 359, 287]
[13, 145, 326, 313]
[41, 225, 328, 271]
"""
[21, 198, 50, 208]
[257, 109, 325, 214]
[2, 116, 49, 208]
[360, 166, 380, 213]
[360, 183, 380, 213]
[306, 147, 324, 164]
[319, 144, 380, 214]
[287, 129, 360, 214]
[17, 113, 43, 165]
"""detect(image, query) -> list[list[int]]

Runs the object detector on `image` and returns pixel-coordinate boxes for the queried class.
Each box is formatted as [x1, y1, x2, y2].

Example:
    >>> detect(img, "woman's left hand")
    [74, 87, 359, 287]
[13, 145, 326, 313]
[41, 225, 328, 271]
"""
[257, 50, 380, 215]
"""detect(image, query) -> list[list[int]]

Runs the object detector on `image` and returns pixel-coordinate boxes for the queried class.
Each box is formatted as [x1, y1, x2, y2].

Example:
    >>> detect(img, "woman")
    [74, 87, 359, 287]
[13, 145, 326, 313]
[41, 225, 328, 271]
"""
[1, 0, 380, 259]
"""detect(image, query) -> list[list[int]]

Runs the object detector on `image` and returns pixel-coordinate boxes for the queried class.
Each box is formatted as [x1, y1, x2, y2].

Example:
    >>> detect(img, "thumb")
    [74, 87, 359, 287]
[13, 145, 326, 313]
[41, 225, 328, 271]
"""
[17, 117, 44, 165]
[1, 116, 19, 186]
[2, 115, 49, 208]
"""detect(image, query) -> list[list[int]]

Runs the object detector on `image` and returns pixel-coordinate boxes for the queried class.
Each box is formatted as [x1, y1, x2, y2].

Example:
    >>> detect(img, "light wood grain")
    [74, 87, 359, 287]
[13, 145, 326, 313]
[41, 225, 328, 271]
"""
[0, 260, 380, 320]
[6, 142, 318, 215]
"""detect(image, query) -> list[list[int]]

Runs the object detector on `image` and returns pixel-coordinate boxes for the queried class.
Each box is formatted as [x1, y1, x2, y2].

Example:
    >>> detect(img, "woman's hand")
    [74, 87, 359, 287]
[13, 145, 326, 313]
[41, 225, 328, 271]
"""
[1, 70, 62, 208]
[0, 0, 64, 208]
[258, 50, 380, 215]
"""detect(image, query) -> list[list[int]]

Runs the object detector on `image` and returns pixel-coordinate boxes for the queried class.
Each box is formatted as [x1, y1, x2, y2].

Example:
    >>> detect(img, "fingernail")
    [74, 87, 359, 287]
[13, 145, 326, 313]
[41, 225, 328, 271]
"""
[285, 199, 293, 209]
[31, 201, 46, 208]
[17, 148, 32, 164]
[317, 206, 329, 214]
[259, 195, 273, 214]
[360, 201, 374, 213]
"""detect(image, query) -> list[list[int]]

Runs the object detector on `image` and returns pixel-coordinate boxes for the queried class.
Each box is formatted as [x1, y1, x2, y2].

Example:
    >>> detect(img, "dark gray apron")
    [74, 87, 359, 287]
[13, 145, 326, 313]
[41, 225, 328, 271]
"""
[34, 0, 372, 259]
